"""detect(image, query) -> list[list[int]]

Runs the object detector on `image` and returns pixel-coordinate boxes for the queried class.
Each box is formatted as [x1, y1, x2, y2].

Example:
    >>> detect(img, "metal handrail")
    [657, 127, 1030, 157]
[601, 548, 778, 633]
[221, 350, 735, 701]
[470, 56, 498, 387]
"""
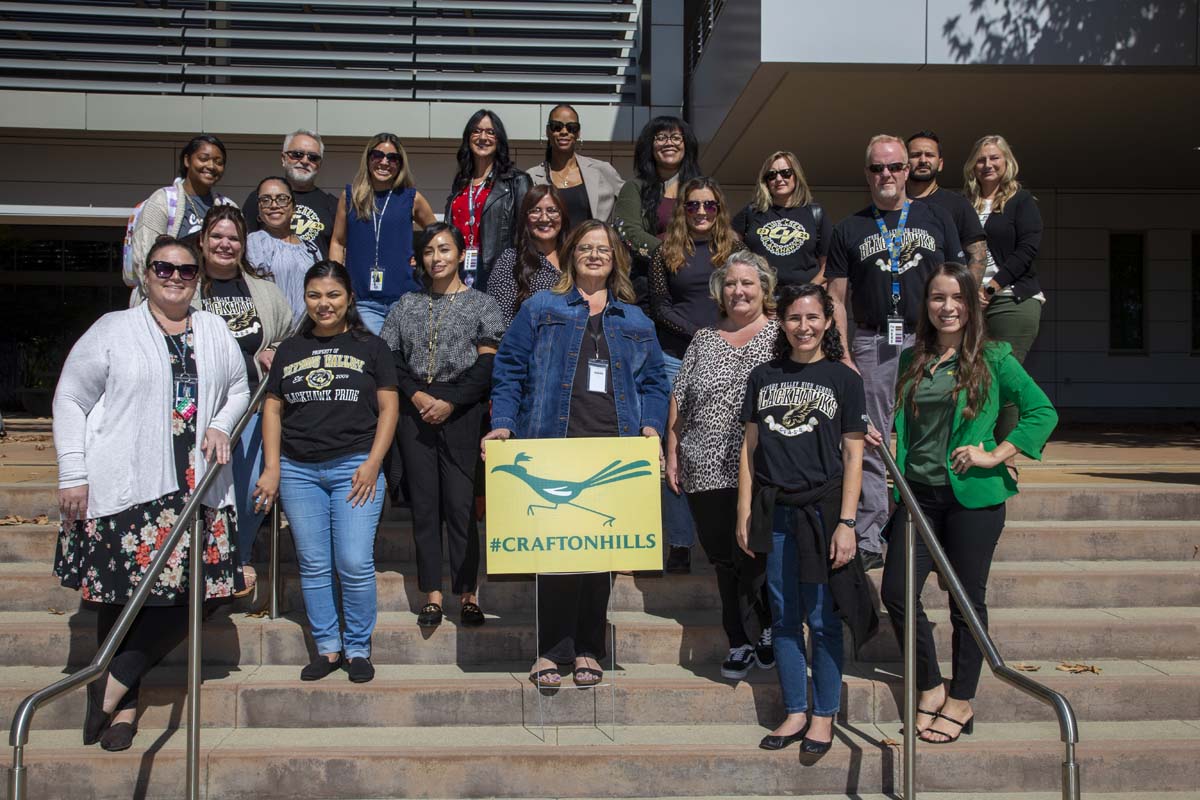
[7, 376, 275, 800]
[879, 445, 1080, 800]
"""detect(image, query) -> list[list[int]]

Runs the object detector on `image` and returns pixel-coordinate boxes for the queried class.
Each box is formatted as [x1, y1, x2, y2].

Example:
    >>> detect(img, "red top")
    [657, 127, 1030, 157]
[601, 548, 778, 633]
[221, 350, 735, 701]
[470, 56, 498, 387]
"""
[450, 182, 492, 249]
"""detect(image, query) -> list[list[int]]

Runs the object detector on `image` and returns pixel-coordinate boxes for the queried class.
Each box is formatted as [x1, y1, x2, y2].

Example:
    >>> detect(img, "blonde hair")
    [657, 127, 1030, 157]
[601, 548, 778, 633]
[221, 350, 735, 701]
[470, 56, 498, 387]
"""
[709, 250, 777, 317]
[963, 134, 1021, 213]
[552, 220, 636, 303]
[751, 150, 813, 212]
[351, 133, 416, 219]
[659, 177, 736, 273]
[865, 134, 907, 166]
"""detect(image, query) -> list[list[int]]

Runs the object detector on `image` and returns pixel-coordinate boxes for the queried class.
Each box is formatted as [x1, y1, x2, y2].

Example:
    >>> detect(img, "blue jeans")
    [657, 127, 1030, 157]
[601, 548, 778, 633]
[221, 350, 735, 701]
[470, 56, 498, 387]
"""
[765, 510, 844, 717]
[231, 413, 265, 566]
[661, 352, 696, 548]
[279, 453, 384, 659]
[355, 297, 394, 335]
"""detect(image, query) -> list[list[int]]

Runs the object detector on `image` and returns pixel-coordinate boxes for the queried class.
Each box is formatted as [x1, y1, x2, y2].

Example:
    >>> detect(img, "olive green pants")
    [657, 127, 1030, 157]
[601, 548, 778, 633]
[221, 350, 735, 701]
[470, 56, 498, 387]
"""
[985, 295, 1043, 443]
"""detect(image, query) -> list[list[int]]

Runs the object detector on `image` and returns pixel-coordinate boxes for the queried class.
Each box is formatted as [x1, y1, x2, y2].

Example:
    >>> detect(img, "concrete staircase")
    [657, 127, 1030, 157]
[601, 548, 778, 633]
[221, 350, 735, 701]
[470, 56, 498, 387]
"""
[1, 422, 1198, 799]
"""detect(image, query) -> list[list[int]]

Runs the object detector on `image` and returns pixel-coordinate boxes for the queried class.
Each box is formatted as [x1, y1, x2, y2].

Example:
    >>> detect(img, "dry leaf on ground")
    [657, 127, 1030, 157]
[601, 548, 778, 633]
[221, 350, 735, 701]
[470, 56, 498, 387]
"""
[1056, 662, 1101, 674]
[1013, 662, 1041, 672]
[46, 608, 65, 616]
[881, 737, 901, 748]
[244, 609, 270, 619]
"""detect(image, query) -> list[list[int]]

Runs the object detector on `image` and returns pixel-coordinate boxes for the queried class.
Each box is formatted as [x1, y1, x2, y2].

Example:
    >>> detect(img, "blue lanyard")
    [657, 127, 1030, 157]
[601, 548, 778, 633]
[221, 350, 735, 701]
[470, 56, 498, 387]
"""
[872, 199, 910, 313]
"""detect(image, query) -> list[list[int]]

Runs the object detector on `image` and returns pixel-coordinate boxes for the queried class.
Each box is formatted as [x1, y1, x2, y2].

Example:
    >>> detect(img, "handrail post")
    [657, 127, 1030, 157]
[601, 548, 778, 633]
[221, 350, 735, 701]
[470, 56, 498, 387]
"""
[185, 515, 203, 800]
[268, 504, 281, 620]
[902, 509, 917, 800]
[7, 744, 23, 800]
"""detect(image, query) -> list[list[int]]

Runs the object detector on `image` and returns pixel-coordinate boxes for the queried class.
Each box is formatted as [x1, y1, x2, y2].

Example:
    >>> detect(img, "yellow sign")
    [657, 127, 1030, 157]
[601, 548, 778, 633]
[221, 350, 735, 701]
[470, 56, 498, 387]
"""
[484, 437, 663, 574]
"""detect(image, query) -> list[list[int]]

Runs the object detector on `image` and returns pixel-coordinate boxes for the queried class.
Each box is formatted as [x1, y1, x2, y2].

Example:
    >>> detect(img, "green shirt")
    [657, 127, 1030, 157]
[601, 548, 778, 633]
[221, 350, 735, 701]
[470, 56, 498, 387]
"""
[905, 352, 958, 487]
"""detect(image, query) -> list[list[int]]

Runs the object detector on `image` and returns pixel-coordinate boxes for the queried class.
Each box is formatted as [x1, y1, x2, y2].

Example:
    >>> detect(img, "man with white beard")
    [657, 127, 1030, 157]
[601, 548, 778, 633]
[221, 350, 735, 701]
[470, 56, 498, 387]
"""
[244, 129, 338, 258]
[825, 134, 963, 569]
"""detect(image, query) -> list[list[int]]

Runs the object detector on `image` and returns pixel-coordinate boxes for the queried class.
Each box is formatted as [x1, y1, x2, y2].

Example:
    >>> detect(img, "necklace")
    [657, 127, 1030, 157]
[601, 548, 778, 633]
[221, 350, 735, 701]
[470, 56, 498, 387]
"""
[549, 159, 578, 188]
[150, 310, 197, 418]
[425, 288, 463, 384]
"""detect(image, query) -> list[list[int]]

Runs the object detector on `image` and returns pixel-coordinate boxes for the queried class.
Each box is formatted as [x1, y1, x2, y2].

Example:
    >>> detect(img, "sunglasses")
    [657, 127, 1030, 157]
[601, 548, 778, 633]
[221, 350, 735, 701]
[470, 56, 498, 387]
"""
[684, 200, 720, 214]
[150, 260, 200, 281]
[284, 149, 322, 164]
[258, 194, 293, 209]
[763, 168, 795, 182]
[368, 149, 402, 165]
[868, 162, 907, 174]
[547, 120, 581, 135]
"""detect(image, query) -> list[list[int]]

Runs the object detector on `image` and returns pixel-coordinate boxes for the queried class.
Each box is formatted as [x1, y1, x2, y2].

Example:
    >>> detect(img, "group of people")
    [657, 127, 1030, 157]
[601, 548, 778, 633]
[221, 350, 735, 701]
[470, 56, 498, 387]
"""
[56, 110, 1056, 757]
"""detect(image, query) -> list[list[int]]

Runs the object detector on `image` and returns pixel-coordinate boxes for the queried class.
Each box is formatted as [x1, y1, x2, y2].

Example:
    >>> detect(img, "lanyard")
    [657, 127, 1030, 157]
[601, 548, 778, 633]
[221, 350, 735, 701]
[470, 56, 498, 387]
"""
[587, 313, 605, 359]
[872, 199, 910, 313]
[465, 168, 492, 249]
[372, 189, 393, 269]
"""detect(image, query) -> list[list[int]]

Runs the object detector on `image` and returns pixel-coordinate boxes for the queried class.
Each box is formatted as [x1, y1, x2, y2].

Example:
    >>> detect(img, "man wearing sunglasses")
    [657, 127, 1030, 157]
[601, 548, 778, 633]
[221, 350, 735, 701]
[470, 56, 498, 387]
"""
[905, 130, 988, 284]
[243, 129, 338, 258]
[825, 134, 963, 569]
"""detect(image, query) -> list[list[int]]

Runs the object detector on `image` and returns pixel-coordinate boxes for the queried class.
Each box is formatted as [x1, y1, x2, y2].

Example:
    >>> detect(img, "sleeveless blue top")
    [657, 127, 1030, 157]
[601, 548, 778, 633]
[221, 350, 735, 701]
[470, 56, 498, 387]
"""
[344, 185, 417, 303]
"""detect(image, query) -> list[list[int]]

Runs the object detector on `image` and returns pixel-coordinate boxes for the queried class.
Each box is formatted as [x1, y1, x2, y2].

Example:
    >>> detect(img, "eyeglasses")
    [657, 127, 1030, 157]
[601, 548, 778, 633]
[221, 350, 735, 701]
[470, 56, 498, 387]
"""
[150, 260, 200, 281]
[368, 149, 402, 165]
[258, 194, 293, 209]
[653, 132, 684, 145]
[684, 200, 720, 214]
[868, 162, 907, 174]
[576, 244, 614, 259]
[528, 207, 562, 220]
[547, 120, 581, 135]
[284, 149, 322, 164]
[763, 168, 795, 182]
[471, 127, 498, 140]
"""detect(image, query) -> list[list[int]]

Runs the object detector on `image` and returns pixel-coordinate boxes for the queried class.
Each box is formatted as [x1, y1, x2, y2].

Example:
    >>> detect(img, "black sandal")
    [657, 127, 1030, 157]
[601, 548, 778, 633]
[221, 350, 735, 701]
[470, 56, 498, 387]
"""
[460, 601, 485, 627]
[417, 603, 443, 628]
[920, 712, 974, 744]
[900, 706, 942, 736]
[529, 668, 562, 689]
[573, 660, 603, 688]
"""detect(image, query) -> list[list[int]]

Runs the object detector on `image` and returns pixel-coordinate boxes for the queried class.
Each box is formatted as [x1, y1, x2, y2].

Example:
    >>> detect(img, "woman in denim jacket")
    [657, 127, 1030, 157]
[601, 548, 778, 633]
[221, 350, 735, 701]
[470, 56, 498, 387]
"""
[484, 219, 669, 689]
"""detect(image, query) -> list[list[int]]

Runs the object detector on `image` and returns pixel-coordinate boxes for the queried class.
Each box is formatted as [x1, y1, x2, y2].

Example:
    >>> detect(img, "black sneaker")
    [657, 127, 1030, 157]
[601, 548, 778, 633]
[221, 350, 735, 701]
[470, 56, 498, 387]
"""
[665, 545, 692, 574]
[859, 550, 885, 571]
[754, 627, 776, 670]
[720, 645, 756, 679]
[345, 656, 375, 683]
[300, 654, 343, 681]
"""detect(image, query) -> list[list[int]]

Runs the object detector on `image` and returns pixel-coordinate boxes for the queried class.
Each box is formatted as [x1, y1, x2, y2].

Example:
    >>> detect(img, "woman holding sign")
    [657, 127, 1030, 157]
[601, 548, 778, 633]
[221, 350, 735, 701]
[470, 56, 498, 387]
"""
[486, 219, 669, 690]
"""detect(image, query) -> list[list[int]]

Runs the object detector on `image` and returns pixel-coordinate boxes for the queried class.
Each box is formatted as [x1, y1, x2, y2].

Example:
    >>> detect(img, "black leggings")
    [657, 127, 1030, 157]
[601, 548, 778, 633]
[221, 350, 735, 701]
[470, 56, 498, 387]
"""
[880, 482, 1005, 701]
[95, 603, 189, 713]
[537, 572, 611, 664]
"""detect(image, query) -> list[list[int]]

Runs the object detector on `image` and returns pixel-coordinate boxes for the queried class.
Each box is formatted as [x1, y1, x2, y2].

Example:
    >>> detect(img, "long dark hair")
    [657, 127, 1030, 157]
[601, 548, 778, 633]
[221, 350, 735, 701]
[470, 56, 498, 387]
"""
[633, 116, 700, 235]
[451, 108, 516, 194]
[513, 185, 569, 313]
[298, 260, 370, 339]
[773, 283, 844, 362]
[543, 103, 578, 164]
[178, 134, 227, 180]
[896, 262, 992, 420]
[414, 222, 466, 287]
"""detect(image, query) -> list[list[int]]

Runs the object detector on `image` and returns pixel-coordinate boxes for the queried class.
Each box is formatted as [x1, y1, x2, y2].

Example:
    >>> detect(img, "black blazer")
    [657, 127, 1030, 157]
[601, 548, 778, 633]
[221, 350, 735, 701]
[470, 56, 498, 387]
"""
[444, 169, 532, 292]
[983, 188, 1043, 301]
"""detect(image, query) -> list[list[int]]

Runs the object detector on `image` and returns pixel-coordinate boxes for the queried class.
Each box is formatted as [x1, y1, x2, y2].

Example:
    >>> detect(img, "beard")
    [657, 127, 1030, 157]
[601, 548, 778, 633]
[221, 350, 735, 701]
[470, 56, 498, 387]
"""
[284, 164, 316, 189]
[909, 165, 936, 183]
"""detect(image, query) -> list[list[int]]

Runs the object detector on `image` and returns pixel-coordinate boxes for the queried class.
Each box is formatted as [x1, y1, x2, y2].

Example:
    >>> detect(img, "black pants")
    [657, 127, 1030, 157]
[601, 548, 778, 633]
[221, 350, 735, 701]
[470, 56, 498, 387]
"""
[96, 603, 189, 713]
[537, 572, 611, 663]
[880, 482, 1005, 700]
[397, 401, 484, 595]
[687, 488, 771, 648]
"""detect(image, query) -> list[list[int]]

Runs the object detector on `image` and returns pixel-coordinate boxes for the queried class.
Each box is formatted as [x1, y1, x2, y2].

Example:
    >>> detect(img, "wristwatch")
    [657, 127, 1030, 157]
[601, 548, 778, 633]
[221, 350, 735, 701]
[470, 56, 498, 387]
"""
[839, 518, 857, 528]
[985, 284, 998, 297]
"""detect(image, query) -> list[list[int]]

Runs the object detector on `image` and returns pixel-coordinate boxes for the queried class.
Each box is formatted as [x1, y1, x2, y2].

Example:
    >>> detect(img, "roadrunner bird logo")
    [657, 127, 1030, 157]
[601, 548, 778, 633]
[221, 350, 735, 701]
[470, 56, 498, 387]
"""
[491, 453, 653, 527]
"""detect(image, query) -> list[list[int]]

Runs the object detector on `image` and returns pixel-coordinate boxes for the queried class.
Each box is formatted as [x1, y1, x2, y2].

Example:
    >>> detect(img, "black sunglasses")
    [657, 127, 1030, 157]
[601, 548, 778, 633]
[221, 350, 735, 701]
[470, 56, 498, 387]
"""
[684, 200, 720, 214]
[368, 149, 402, 165]
[763, 168, 795, 182]
[284, 149, 322, 163]
[547, 120, 581, 135]
[150, 260, 200, 281]
[868, 162, 907, 174]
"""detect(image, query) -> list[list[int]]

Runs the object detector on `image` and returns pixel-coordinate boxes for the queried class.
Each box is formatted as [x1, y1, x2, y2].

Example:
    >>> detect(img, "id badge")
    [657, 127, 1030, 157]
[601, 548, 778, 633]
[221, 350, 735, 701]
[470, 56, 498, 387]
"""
[886, 315, 905, 347]
[369, 268, 385, 293]
[174, 374, 198, 420]
[587, 359, 609, 393]
[463, 247, 480, 286]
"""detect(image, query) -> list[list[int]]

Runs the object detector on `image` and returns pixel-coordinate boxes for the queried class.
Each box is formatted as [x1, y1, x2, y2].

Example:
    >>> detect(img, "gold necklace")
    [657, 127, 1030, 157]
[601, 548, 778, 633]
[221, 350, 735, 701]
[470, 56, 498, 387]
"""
[426, 287, 463, 384]
[550, 160, 577, 188]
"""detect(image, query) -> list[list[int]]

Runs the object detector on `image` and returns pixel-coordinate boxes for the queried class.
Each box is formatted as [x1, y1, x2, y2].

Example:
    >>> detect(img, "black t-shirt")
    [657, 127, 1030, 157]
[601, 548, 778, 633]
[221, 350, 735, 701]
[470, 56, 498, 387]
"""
[740, 358, 867, 492]
[825, 201, 963, 329]
[265, 330, 399, 462]
[244, 185, 338, 259]
[202, 276, 263, 387]
[915, 188, 986, 248]
[732, 203, 831, 287]
[179, 193, 213, 246]
[567, 313, 620, 438]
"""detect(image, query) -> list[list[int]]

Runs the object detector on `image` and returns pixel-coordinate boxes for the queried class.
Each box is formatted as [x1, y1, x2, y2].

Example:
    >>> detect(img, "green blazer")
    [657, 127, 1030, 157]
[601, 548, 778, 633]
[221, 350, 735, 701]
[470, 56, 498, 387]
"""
[893, 341, 1058, 509]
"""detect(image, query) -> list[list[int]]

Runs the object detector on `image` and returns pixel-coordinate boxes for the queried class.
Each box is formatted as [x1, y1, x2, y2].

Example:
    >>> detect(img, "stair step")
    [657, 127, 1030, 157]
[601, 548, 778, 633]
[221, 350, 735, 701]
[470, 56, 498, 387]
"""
[992, 520, 1199, 562]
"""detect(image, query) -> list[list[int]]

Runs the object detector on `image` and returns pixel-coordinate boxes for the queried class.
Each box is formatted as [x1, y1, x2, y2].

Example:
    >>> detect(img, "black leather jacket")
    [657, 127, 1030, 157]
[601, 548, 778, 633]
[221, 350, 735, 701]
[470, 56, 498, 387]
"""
[444, 168, 532, 292]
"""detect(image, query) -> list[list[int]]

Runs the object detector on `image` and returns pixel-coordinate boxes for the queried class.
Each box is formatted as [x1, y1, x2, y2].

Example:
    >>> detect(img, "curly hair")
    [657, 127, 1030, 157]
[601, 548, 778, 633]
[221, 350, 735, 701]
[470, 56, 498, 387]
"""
[773, 283, 844, 362]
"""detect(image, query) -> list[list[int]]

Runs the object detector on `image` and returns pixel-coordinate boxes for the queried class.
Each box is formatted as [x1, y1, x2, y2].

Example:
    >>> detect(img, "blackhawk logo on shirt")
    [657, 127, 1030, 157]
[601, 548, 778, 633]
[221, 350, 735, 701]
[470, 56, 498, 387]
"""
[757, 381, 839, 437]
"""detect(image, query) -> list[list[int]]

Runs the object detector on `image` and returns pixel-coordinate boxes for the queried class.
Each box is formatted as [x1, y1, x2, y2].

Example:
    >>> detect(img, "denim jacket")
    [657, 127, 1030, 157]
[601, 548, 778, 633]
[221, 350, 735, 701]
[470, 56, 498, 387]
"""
[491, 288, 669, 439]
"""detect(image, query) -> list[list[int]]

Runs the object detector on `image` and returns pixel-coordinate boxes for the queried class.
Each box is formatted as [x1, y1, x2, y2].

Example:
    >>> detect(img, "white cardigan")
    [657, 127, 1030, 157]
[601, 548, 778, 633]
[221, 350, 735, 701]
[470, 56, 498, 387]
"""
[53, 304, 250, 518]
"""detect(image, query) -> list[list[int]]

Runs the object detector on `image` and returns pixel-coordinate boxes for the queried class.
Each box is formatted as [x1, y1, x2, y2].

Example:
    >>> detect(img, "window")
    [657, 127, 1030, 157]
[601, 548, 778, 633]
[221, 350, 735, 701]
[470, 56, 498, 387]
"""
[1108, 232, 1145, 351]
[1193, 233, 1200, 352]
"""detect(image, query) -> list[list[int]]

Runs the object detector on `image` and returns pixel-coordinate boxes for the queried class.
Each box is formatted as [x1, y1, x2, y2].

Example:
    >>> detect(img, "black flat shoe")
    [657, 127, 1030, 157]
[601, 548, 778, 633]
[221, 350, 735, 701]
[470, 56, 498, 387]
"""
[460, 601, 485, 627]
[800, 735, 833, 755]
[345, 656, 375, 683]
[758, 721, 810, 751]
[665, 546, 691, 574]
[300, 655, 342, 681]
[100, 722, 136, 752]
[84, 672, 111, 746]
[417, 603, 443, 628]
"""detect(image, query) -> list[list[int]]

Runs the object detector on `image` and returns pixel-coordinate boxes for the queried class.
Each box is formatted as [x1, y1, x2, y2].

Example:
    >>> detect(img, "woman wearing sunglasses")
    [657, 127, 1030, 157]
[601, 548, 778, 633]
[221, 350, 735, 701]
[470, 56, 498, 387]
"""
[55, 236, 249, 752]
[526, 104, 624, 231]
[444, 109, 532, 292]
[732, 151, 831, 288]
[247, 176, 319, 320]
[648, 176, 736, 573]
[331, 133, 439, 334]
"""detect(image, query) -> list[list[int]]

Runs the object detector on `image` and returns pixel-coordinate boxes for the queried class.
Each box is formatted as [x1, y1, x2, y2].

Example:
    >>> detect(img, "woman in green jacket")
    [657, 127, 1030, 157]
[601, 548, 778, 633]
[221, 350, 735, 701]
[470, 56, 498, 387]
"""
[880, 262, 1057, 745]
